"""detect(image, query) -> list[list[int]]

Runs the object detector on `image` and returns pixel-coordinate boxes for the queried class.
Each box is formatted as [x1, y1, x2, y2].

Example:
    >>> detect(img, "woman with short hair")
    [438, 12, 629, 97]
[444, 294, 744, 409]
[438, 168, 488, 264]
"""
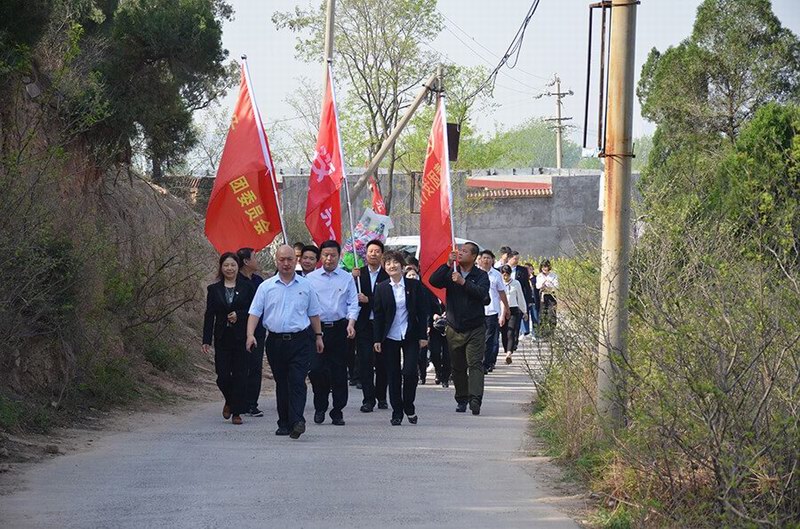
[372, 251, 429, 425]
[499, 265, 527, 364]
[535, 260, 559, 338]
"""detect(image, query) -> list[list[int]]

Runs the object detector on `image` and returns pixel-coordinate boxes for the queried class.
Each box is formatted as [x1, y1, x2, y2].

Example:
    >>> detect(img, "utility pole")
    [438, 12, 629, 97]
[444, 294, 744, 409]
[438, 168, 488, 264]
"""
[597, 1, 637, 431]
[350, 72, 438, 196]
[537, 74, 573, 172]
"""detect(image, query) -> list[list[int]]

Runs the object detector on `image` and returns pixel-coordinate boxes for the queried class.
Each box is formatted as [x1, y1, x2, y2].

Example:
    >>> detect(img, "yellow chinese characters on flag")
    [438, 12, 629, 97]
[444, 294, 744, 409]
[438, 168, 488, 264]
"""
[204, 65, 282, 253]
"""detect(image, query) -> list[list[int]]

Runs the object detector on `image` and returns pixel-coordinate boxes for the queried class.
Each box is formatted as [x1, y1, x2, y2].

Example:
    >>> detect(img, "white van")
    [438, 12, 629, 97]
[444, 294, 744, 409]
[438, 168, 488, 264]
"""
[384, 236, 478, 259]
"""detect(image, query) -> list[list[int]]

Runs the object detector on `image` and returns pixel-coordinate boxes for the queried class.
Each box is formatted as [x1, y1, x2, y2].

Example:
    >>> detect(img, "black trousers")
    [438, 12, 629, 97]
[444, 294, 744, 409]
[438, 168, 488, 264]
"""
[500, 307, 523, 353]
[346, 337, 359, 382]
[429, 330, 450, 382]
[540, 294, 557, 337]
[266, 329, 314, 429]
[382, 337, 420, 420]
[214, 335, 248, 416]
[309, 320, 349, 419]
[245, 331, 266, 410]
[417, 345, 429, 380]
[357, 321, 387, 407]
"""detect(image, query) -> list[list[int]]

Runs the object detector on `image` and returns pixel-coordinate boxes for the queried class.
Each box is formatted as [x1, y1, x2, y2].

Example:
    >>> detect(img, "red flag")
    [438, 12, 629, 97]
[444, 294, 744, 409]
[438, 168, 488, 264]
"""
[205, 63, 282, 253]
[306, 67, 344, 244]
[419, 97, 454, 301]
[369, 174, 387, 214]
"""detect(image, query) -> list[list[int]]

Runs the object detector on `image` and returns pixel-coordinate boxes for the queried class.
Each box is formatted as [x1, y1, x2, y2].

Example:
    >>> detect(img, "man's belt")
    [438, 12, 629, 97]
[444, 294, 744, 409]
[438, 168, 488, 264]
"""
[321, 319, 347, 328]
[268, 328, 310, 341]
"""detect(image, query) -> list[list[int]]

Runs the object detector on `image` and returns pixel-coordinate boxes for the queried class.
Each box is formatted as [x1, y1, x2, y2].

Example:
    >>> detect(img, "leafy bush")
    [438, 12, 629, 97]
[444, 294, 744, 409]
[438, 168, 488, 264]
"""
[79, 357, 137, 406]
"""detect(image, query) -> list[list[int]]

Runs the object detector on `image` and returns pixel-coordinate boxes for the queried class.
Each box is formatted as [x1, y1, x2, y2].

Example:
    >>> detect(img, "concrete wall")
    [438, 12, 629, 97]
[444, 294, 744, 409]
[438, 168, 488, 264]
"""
[464, 175, 603, 259]
[175, 171, 625, 258]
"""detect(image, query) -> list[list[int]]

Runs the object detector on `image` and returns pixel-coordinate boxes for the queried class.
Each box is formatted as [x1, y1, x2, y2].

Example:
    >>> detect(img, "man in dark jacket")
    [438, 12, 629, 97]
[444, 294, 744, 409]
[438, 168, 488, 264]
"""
[429, 242, 490, 415]
[352, 239, 389, 412]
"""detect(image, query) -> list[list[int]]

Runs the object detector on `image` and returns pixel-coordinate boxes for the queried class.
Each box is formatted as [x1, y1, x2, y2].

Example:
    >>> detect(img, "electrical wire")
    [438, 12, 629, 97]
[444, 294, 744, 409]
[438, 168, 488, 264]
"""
[464, 0, 543, 103]
[439, 10, 551, 82]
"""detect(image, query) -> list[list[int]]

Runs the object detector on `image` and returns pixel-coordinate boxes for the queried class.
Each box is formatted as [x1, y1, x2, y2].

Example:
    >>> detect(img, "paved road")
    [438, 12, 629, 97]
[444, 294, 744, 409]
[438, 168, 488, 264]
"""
[0, 343, 580, 529]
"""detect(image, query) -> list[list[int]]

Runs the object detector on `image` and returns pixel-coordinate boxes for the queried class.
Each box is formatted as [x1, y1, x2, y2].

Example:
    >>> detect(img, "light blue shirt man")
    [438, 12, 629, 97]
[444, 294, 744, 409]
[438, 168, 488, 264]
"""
[249, 274, 322, 333]
[305, 267, 359, 323]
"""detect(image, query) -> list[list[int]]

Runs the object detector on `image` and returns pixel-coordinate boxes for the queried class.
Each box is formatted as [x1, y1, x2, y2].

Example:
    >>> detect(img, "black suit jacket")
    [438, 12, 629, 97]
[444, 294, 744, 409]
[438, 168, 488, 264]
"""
[372, 278, 429, 344]
[202, 277, 256, 348]
[513, 266, 534, 306]
[354, 265, 389, 330]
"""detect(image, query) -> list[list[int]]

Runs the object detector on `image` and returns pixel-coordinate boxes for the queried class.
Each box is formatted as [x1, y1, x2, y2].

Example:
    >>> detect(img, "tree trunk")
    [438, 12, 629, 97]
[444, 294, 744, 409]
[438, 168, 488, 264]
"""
[151, 156, 163, 184]
[385, 144, 396, 215]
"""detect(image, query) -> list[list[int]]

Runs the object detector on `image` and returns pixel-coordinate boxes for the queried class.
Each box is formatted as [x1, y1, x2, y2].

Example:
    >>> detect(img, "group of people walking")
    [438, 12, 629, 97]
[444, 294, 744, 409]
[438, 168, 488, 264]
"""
[202, 240, 557, 439]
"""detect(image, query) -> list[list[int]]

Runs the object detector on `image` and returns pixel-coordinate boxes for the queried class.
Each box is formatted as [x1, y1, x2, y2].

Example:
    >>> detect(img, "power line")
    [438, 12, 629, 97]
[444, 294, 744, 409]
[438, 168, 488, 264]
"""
[441, 25, 541, 91]
[439, 10, 551, 82]
[464, 0, 543, 102]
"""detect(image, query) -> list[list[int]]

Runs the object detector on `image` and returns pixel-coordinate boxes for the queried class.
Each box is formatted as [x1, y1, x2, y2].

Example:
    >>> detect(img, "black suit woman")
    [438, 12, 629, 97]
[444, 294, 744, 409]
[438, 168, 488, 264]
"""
[202, 252, 256, 425]
[373, 251, 428, 426]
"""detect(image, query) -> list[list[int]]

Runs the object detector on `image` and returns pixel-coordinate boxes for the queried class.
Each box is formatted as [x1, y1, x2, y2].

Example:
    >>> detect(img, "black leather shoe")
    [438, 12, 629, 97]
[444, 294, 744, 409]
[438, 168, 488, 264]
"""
[407, 415, 418, 424]
[275, 426, 290, 436]
[377, 400, 389, 410]
[356, 382, 363, 389]
[360, 404, 374, 413]
[314, 411, 325, 424]
[289, 421, 306, 439]
[470, 399, 481, 415]
[331, 417, 345, 426]
[349, 379, 357, 386]
[456, 402, 467, 413]
[390, 417, 402, 426]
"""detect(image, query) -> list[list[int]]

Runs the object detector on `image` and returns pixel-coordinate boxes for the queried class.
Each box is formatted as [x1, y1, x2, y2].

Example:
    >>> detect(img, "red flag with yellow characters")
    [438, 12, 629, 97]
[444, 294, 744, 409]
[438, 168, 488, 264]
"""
[205, 63, 283, 253]
[419, 96, 455, 302]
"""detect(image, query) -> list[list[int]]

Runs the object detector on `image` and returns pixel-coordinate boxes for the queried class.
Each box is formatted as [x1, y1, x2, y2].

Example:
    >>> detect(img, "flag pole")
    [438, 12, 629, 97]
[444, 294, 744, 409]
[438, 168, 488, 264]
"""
[242, 55, 288, 244]
[438, 65, 457, 272]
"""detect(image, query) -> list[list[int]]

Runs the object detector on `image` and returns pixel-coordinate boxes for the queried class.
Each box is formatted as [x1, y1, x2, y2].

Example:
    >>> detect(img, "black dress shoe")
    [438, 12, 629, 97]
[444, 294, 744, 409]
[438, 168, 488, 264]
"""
[434, 378, 441, 385]
[349, 379, 357, 386]
[360, 404, 374, 413]
[470, 399, 481, 415]
[331, 417, 345, 426]
[407, 415, 418, 424]
[314, 411, 325, 424]
[356, 382, 363, 389]
[289, 421, 306, 439]
[275, 426, 290, 436]
[390, 417, 402, 426]
[456, 402, 467, 413]
[377, 400, 389, 410]
[442, 381, 449, 388]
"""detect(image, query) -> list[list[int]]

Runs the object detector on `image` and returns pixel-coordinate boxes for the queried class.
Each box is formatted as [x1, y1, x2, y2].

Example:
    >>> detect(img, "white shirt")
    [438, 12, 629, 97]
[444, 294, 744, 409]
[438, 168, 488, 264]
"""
[367, 265, 381, 320]
[536, 271, 560, 292]
[386, 277, 408, 341]
[484, 267, 506, 316]
[503, 278, 526, 309]
[305, 267, 359, 322]
[248, 274, 322, 333]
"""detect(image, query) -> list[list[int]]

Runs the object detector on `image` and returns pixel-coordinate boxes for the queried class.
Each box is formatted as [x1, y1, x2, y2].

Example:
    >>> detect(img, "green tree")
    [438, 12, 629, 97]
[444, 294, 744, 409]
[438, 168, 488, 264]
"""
[638, 0, 800, 142]
[273, 0, 442, 214]
[713, 102, 800, 266]
[98, 0, 236, 182]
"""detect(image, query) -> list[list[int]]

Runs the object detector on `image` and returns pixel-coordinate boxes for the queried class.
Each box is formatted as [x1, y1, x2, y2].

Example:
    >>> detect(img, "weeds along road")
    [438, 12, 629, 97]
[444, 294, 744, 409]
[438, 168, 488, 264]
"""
[0, 342, 581, 529]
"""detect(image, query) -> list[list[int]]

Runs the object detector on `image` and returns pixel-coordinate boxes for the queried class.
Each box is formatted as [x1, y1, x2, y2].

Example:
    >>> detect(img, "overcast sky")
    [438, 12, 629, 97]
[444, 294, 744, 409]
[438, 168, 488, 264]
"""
[218, 0, 800, 148]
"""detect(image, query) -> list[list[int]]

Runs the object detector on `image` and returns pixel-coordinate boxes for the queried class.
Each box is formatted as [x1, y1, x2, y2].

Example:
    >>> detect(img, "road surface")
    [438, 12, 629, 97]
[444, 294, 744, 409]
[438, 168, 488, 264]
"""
[0, 343, 581, 528]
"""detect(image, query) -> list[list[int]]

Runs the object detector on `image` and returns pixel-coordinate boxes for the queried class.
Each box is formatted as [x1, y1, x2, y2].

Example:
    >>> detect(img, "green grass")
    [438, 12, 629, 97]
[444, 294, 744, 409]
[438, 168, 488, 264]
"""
[0, 395, 23, 430]
[142, 341, 189, 375]
[79, 356, 137, 405]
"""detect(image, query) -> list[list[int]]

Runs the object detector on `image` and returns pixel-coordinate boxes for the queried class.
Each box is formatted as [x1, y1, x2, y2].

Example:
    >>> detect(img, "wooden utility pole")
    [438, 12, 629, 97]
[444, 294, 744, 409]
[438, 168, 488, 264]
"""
[350, 73, 438, 196]
[538, 74, 573, 172]
[597, 1, 637, 431]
